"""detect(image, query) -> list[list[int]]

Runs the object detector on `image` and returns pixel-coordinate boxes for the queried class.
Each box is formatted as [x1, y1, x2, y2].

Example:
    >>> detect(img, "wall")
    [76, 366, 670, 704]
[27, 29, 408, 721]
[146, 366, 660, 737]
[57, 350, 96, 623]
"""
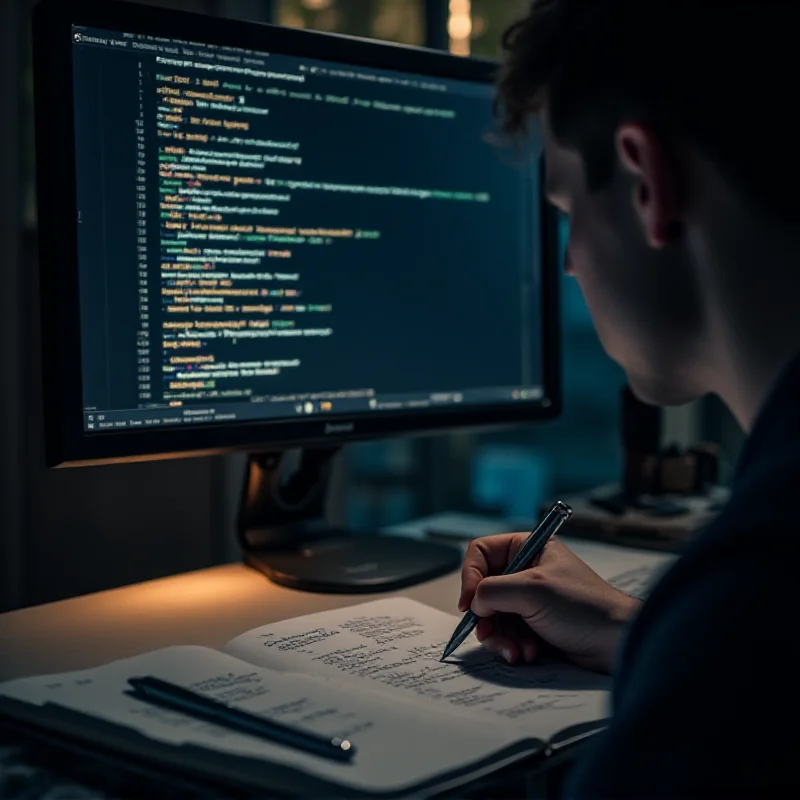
[0, 0, 25, 612]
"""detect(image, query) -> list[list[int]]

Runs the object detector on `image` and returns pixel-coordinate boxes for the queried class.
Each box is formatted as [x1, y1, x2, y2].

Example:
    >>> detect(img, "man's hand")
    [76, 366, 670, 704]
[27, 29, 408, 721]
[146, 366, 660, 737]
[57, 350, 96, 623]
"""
[459, 535, 641, 674]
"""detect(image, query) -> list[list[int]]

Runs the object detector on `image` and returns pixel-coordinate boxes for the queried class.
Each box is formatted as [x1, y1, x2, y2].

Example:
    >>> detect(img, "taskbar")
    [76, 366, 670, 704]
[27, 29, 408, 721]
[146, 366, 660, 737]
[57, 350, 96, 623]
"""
[83, 385, 545, 432]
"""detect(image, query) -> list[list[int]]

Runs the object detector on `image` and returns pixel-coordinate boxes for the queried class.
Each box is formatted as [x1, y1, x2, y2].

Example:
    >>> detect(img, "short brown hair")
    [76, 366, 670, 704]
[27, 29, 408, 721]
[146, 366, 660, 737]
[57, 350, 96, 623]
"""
[495, 1, 799, 218]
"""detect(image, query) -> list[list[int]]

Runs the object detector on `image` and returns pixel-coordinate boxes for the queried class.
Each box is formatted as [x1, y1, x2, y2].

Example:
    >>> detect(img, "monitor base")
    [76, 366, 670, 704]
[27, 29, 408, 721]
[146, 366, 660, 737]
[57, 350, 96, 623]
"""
[237, 448, 461, 593]
[244, 531, 462, 594]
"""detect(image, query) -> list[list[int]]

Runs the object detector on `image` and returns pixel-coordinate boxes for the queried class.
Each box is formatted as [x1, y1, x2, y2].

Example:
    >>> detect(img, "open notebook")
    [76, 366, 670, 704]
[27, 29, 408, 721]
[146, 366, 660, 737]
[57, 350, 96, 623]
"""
[0, 598, 612, 798]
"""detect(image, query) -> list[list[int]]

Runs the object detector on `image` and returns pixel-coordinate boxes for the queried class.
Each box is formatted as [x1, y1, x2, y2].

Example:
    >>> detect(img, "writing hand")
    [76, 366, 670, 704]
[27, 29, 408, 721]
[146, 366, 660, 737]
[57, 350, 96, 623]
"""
[459, 535, 641, 674]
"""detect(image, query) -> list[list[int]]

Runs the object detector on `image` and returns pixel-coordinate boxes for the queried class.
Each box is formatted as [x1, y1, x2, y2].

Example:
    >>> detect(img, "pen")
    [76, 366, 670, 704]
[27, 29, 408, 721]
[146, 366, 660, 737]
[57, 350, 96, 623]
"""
[127, 676, 356, 762]
[439, 500, 573, 661]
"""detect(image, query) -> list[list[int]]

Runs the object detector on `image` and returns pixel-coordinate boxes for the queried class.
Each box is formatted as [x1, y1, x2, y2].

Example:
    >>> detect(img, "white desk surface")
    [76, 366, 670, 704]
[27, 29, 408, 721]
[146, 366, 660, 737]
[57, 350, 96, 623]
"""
[0, 535, 673, 683]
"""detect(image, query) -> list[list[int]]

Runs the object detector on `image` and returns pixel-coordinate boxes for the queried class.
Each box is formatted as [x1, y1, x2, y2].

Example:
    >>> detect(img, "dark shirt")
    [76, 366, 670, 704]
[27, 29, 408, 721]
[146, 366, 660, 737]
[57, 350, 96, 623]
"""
[566, 356, 800, 798]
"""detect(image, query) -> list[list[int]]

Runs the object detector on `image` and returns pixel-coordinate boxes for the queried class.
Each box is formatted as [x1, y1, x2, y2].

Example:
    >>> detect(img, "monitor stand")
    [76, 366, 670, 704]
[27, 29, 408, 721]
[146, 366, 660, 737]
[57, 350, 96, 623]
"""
[237, 448, 462, 593]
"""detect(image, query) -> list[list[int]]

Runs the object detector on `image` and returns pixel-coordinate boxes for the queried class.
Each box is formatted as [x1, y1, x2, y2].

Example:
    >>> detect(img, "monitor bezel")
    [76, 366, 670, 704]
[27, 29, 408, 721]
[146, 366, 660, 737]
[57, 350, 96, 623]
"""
[33, 0, 562, 468]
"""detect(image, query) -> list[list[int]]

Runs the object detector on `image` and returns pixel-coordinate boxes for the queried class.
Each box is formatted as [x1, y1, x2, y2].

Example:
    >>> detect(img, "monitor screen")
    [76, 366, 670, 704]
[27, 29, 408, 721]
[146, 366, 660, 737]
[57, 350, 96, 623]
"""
[68, 24, 549, 436]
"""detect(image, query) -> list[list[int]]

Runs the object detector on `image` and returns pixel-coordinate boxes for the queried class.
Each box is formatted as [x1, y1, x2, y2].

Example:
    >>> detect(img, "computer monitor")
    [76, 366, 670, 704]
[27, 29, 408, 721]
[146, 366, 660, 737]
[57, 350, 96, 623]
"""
[32, 0, 561, 592]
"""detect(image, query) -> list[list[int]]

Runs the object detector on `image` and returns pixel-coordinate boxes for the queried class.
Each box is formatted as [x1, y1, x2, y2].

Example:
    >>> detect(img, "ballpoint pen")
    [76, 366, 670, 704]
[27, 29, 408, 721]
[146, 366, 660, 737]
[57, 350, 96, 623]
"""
[127, 676, 355, 762]
[439, 500, 573, 661]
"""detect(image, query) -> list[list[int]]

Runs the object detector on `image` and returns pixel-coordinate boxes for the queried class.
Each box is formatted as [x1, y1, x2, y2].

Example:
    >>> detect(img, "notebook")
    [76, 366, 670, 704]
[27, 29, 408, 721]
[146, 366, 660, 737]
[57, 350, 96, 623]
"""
[0, 598, 611, 798]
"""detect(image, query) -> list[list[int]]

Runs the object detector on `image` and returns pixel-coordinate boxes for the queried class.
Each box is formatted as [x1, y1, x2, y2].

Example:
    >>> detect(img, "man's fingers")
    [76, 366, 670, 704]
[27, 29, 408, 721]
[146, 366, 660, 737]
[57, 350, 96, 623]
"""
[470, 573, 540, 619]
[521, 638, 539, 663]
[482, 627, 540, 665]
[458, 534, 527, 611]
[474, 616, 494, 642]
[478, 614, 542, 665]
[482, 634, 520, 665]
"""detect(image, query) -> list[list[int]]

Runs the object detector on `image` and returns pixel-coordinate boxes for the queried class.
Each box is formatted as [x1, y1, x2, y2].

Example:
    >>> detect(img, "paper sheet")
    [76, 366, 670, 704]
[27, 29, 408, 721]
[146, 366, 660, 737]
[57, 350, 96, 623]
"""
[0, 645, 531, 795]
[224, 597, 611, 741]
[561, 538, 675, 600]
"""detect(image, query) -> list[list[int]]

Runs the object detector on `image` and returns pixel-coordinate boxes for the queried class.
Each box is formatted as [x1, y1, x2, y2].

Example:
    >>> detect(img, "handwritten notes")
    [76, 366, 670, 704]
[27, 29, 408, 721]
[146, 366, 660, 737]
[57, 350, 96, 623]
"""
[224, 598, 611, 739]
[0, 645, 529, 794]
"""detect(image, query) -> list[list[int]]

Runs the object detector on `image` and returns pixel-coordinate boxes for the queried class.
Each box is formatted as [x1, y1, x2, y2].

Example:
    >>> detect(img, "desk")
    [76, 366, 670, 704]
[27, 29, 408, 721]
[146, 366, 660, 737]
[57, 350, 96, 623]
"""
[0, 564, 463, 682]
[0, 535, 672, 682]
[0, 535, 673, 799]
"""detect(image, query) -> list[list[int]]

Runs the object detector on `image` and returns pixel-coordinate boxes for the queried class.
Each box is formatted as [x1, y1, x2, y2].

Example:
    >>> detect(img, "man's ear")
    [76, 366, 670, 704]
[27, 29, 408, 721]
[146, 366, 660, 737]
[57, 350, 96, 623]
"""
[615, 124, 682, 249]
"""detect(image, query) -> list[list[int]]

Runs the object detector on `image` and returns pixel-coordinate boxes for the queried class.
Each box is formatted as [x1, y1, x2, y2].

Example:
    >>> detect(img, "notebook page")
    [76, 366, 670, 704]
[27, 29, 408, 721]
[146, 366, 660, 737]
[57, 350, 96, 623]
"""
[562, 538, 675, 600]
[223, 598, 611, 741]
[0, 645, 533, 796]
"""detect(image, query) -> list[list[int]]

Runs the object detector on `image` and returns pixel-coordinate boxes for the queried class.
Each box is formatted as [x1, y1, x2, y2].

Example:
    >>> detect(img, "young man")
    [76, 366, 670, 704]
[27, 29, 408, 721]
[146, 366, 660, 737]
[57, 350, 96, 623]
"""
[458, 1, 800, 795]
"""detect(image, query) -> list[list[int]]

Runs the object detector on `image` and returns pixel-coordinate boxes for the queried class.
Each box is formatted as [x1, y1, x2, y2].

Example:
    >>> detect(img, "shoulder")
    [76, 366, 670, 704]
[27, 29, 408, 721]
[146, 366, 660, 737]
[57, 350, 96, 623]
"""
[621, 516, 799, 671]
[566, 521, 800, 798]
[618, 509, 800, 698]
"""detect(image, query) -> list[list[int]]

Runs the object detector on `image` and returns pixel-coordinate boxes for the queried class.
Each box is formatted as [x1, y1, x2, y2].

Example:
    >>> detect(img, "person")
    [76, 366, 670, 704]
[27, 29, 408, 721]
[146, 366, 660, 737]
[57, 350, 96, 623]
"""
[459, 1, 800, 796]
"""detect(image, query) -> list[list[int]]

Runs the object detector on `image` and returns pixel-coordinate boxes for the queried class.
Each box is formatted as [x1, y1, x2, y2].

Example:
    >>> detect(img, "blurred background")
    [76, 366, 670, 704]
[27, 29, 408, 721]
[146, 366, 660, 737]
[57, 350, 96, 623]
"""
[0, 0, 745, 612]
